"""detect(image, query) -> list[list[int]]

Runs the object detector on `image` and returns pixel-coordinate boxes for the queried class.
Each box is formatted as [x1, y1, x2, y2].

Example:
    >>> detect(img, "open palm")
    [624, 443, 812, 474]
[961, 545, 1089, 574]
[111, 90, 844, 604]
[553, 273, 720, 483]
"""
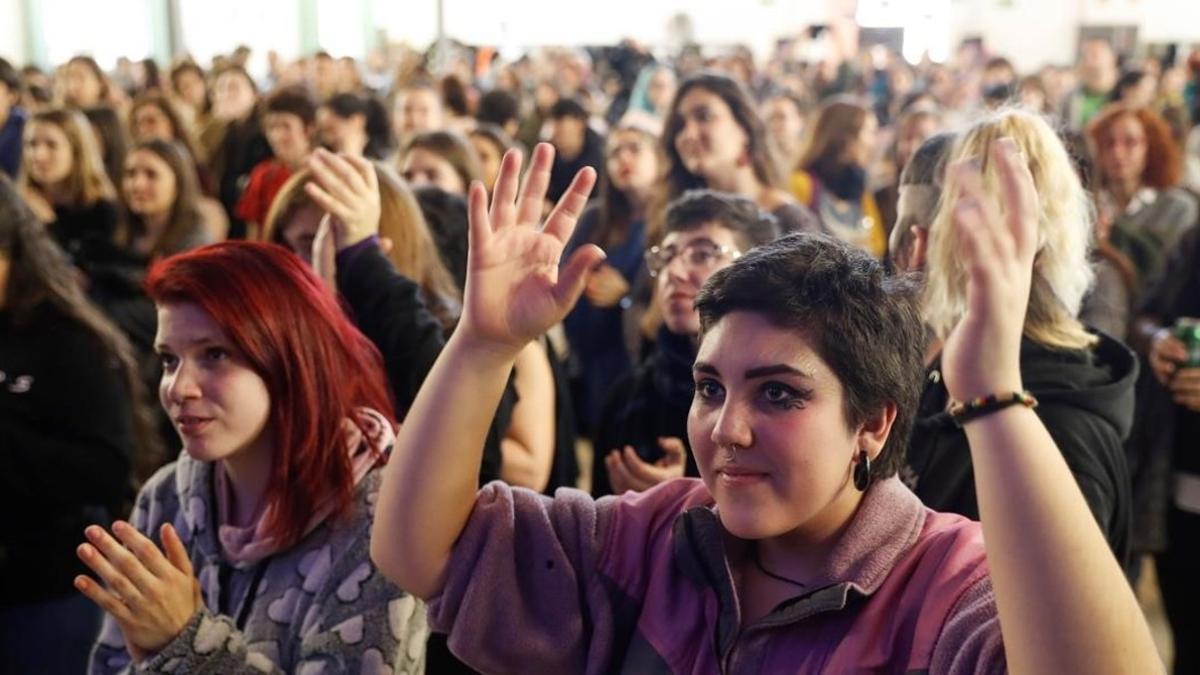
[941, 138, 1038, 403]
[460, 144, 605, 355]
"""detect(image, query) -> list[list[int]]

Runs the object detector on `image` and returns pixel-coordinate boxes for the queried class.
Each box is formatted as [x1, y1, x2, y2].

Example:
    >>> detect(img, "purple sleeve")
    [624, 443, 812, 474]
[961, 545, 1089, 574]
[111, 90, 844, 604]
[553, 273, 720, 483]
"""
[929, 576, 1007, 675]
[426, 482, 621, 674]
[335, 235, 381, 270]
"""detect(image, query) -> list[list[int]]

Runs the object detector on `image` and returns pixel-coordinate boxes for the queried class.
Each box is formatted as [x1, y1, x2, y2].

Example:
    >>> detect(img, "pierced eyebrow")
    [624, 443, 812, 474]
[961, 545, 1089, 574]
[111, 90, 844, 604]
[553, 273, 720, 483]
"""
[744, 364, 813, 380]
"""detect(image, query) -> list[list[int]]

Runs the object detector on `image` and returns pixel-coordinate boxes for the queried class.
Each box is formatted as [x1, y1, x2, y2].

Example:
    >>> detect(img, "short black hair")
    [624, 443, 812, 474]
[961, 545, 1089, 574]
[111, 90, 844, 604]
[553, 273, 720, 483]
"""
[548, 98, 588, 121]
[695, 233, 925, 486]
[476, 89, 520, 127]
[664, 189, 781, 253]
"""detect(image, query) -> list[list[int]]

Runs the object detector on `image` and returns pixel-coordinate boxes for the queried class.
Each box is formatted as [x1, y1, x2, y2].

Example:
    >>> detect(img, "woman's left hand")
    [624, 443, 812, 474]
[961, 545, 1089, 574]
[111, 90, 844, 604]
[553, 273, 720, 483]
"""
[940, 138, 1036, 403]
[75, 521, 201, 663]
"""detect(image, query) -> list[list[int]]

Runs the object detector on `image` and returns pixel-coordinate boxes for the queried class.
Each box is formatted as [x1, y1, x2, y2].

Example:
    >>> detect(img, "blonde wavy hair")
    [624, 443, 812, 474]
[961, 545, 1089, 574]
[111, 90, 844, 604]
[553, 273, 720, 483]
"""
[922, 109, 1097, 350]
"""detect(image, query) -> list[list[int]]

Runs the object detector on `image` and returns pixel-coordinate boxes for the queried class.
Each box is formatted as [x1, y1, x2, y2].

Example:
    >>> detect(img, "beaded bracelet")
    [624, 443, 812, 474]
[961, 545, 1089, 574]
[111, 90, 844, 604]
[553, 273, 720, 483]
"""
[948, 391, 1038, 427]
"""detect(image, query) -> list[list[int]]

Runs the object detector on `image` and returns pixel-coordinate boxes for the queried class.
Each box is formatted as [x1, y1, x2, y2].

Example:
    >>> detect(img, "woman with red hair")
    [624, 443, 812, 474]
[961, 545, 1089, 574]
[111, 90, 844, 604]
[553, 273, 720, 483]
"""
[1087, 104, 1198, 294]
[77, 242, 428, 673]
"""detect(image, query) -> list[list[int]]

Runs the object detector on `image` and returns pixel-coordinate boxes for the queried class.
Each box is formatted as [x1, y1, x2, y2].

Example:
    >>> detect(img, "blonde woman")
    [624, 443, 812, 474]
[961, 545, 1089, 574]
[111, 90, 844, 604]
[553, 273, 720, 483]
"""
[906, 109, 1136, 566]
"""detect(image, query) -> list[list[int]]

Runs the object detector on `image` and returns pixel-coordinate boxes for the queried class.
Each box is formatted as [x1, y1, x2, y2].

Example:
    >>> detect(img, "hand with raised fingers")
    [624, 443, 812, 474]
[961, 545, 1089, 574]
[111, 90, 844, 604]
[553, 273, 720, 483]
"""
[940, 138, 1036, 403]
[459, 143, 605, 357]
[75, 521, 201, 663]
[304, 149, 382, 251]
[605, 437, 688, 493]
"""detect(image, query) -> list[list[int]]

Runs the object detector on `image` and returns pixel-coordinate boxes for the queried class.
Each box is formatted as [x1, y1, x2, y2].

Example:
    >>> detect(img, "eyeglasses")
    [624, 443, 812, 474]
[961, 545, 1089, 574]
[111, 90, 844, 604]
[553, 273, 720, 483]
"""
[645, 239, 740, 278]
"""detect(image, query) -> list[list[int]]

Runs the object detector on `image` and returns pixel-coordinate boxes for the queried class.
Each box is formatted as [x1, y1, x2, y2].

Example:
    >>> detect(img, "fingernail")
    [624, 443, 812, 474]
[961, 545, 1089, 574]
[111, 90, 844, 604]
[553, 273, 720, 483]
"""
[78, 543, 91, 558]
[85, 526, 101, 540]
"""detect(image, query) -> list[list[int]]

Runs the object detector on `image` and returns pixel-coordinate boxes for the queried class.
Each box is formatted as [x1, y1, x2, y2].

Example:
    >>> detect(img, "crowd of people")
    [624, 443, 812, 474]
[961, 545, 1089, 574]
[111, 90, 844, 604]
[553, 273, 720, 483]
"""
[0, 25, 1197, 674]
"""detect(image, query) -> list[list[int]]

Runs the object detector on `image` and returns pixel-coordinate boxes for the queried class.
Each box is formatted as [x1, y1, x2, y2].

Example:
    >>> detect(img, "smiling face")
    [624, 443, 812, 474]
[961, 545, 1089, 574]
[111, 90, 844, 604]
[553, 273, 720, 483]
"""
[688, 311, 866, 542]
[155, 301, 272, 465]
[655, 224, 742, 336]
[672, 87, 750, 180]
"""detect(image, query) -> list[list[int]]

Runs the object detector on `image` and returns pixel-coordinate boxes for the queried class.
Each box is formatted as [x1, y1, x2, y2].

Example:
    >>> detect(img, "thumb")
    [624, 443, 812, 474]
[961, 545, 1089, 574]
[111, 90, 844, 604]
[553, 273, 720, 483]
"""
[161, 523, 193, 577]
[658, 437, 687, 465]
[554, 244, 606, 309]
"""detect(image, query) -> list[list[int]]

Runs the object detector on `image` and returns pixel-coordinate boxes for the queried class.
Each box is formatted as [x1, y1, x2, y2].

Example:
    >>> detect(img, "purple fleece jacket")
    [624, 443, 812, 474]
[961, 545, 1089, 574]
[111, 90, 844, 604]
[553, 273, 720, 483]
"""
[429, 476, 1006, 674]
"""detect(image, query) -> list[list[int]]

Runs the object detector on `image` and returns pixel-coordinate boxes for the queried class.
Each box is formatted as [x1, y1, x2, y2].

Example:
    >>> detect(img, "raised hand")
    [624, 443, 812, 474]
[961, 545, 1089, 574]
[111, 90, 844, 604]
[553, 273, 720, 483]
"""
[940, 138, 1035, 402]
[75, 521, 201, 662]
[304, 149, 381, 251]
[459, 143, 605, 356]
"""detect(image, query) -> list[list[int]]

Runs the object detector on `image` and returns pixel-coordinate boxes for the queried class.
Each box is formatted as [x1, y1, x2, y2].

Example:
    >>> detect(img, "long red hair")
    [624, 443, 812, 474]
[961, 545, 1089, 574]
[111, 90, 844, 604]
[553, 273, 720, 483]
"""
[146, 241, 395, 548]
[1086, 104, 1183, 189]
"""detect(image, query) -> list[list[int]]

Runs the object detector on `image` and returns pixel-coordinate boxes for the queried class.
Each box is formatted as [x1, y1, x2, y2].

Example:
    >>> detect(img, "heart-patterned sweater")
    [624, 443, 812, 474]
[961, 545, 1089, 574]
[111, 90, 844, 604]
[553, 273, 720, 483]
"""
[87, 439, 427, 674]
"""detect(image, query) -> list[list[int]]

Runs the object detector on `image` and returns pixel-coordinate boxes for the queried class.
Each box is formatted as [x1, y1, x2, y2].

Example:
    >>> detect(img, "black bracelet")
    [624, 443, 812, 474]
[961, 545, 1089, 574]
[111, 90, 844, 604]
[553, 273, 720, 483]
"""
[948, 391, 1038, 427]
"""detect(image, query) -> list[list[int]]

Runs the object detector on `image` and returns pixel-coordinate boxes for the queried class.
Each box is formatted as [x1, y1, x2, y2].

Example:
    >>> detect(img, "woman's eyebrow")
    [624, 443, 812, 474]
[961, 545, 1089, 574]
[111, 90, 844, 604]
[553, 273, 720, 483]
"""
[744, 364, 813, 380]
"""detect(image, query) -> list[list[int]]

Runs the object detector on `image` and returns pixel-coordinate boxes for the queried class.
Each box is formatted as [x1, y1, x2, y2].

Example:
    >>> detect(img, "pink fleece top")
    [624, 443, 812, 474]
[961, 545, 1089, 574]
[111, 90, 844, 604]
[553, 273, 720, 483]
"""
[213, 408, 393, 565]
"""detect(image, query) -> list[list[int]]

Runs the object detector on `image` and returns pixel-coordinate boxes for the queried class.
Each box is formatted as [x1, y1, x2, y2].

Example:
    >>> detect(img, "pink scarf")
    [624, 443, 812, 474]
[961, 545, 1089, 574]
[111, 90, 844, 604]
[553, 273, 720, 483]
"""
[213, 408, 393, 565]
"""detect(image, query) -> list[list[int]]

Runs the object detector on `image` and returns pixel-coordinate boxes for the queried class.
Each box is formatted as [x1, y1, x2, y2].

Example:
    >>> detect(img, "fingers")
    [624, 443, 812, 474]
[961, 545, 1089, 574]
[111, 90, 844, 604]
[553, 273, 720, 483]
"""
[304, 181, 350, 224]
[553, 244, 606, 309]
[77, 541, 144, 608]
[112, 521, 175, 579]
[82, 525, 159, 593]
[489, 149, 524, 228]
[605, 449, 650, 493]
[74, 574, 132, 621]
[466, 180, 493, 255]
[311, 149, 368, 201]
[955, 161, 1012, 262]
[343, 153, 379, 194]
[161, 524, 194, 577]
[619, 446, 667, 485]
[516, 143, 555, 225]
[951, 186, 992, 286]
[1154, 334, 1190, 363]
[656, 437, 687, 466]
[543, 166, 597, 243]
[991, 138, 1038, 259]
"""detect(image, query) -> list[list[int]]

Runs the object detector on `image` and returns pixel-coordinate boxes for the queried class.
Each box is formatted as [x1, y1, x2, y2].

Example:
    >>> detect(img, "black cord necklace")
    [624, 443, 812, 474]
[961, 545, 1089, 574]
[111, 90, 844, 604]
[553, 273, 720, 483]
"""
[748, 541, 807, 589]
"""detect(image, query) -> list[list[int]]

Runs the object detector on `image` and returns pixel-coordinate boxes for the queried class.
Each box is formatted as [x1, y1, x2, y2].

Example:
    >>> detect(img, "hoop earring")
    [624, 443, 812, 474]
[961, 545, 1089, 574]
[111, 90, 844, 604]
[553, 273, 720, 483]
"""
[853, 449, 872, 492]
